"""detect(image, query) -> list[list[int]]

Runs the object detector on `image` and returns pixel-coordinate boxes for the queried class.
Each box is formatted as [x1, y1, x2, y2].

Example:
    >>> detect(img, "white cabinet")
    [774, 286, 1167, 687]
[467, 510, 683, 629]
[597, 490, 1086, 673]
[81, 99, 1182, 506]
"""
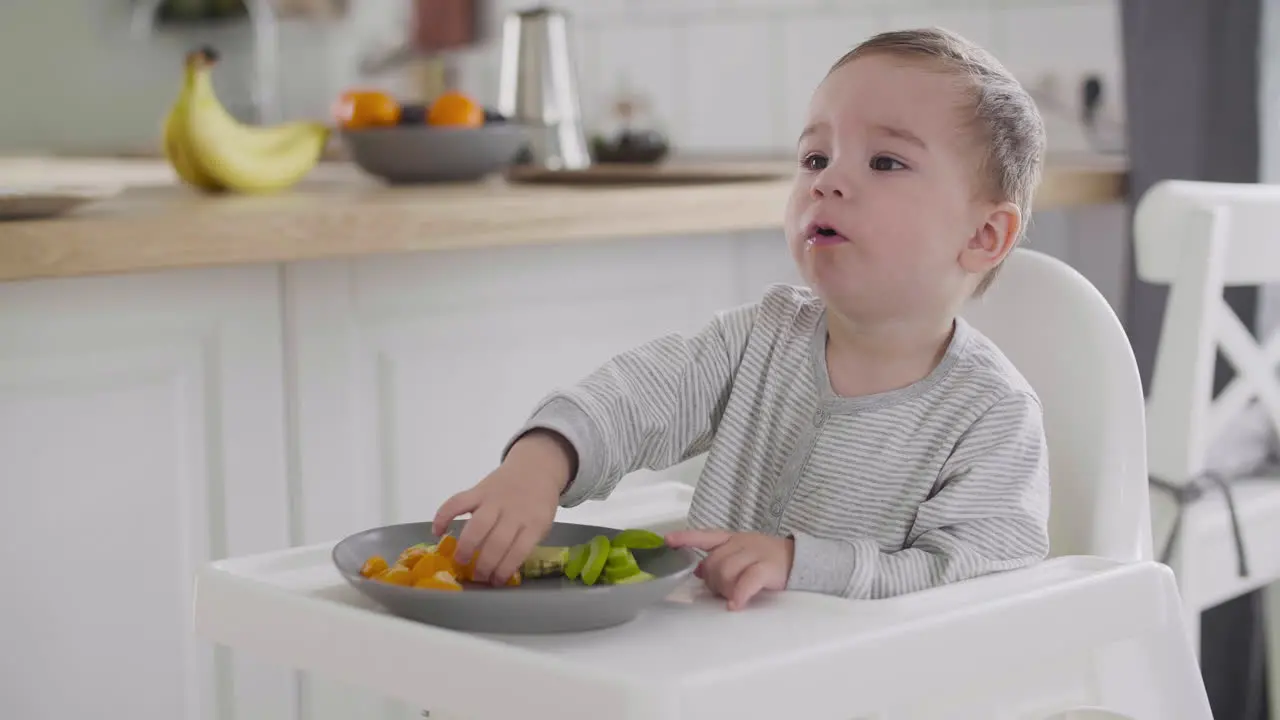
[0, 267, 295, 720]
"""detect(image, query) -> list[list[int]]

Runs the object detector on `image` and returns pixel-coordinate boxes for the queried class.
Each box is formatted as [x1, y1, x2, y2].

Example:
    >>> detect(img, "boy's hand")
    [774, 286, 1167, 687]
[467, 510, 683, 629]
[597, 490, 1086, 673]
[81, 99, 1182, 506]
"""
[665, 529, 794, 610]
[432, 430, 574, 585]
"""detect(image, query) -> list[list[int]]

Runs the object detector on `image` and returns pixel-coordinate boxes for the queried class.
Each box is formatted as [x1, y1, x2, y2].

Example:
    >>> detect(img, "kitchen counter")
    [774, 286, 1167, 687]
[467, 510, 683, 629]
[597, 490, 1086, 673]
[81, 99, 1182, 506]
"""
[0, 153, 1127, 282]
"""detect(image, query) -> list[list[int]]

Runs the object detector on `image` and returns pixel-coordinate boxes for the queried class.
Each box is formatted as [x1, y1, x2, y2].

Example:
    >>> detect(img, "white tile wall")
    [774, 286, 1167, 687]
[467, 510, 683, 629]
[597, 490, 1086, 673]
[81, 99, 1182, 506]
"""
[779, 13, 888, 147]
[0, 0, 1123, 156]
[485, 0, 1125, 153]
[683, 19, 778, 151]
[0, 0, 405, 154]
[586, 20, 688, 140]
[0, 0, 265, 154]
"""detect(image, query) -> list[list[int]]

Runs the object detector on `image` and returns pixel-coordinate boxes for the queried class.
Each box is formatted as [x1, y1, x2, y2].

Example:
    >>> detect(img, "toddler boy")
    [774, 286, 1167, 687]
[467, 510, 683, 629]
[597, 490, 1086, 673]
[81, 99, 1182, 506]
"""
[434, 27, 1051, 610]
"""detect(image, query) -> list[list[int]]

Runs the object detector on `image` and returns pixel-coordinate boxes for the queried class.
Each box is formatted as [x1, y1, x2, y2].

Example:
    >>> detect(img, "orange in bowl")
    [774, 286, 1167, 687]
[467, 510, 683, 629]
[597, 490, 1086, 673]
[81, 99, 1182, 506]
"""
[334, 89, 401, 129]
[427, 91, 484, 128]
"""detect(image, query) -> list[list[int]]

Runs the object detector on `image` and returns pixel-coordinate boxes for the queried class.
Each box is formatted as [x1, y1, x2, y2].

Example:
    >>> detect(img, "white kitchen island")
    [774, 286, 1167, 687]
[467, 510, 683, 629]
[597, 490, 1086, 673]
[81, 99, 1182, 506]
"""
[0, 154, 1128, 720]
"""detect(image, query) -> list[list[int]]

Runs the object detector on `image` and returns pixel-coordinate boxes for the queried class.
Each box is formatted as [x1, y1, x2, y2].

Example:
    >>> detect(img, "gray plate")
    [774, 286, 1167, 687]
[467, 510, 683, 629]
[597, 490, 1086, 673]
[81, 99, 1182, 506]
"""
[332, 520, 699, 634]
[340, 124, 529, 184]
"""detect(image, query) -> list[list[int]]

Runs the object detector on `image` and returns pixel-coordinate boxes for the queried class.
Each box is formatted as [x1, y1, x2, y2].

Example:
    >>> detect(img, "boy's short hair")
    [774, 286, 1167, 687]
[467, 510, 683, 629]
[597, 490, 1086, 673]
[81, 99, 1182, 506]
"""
[829, 28, 1046, 295]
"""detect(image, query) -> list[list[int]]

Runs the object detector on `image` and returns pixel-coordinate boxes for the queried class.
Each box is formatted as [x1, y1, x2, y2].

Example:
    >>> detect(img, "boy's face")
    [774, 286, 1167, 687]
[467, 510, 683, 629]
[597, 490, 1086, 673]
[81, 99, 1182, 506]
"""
[784, 54, 1018, 322]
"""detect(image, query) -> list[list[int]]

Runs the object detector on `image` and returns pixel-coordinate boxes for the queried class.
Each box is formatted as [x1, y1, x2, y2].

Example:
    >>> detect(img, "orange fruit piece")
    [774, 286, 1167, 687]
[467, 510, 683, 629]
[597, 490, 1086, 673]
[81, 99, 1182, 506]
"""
[457, 554, 478, 582]
[334, 89, 401, 129]
[427, 91, 483, 128]
[410, 552, 452, 580]
[397, 546, 429, 571]
[436, 534, 459, 558]
[377, 565, 415, 586]
[414, 570, 463, 591]
[360, 555, 389, 578]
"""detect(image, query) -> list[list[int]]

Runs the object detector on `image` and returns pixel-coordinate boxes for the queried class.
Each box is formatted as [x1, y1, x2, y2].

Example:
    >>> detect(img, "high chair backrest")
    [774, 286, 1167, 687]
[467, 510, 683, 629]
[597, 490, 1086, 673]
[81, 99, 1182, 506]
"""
[962, 249, 1151, 562]
[1135, 180, 1280, 488]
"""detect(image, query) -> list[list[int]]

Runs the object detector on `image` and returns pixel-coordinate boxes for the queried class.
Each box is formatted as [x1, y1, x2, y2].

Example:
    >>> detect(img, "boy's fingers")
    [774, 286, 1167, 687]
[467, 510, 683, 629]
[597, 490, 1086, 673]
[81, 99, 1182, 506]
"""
[716, 548, 758, 588]
[453, 507, 498, 563]
[472, 516, 518, 582]
[701, 545, 743, 579]
[728, 563, 770, 611]
[492, 526, 536, 587]
[433, 489, 480, 535]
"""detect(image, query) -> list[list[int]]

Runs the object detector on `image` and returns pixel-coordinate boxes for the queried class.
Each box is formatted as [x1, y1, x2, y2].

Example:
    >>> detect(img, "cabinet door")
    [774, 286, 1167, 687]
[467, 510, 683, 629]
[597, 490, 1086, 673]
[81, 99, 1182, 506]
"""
[0, 266, 294, 720]
[285, 234, 742, 719]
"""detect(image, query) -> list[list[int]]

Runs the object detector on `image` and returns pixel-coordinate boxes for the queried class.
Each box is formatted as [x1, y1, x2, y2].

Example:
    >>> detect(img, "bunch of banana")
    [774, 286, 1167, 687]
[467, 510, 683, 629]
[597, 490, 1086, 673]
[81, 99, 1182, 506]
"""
[163, 47, 330, 194]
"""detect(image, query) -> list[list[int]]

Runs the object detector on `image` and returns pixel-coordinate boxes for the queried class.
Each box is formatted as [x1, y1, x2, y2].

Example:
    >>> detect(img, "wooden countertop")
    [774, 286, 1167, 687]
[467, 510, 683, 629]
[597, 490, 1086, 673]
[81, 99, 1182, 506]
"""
[0, 153, 1127, 282]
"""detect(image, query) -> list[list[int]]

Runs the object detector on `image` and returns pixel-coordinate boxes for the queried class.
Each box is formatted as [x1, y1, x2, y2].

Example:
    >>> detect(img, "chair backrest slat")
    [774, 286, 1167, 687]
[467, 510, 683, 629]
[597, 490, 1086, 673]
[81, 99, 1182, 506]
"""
[963, 249, 1150, 562]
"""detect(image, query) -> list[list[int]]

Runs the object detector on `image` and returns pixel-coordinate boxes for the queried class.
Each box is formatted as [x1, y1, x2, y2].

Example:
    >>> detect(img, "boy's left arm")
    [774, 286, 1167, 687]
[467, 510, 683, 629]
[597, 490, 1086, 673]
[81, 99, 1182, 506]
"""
[788, 389, 1051, 600]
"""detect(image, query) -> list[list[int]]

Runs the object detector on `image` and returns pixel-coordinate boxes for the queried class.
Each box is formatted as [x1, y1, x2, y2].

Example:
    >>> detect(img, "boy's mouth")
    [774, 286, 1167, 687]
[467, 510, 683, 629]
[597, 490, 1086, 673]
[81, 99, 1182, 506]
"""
[803, 222, 848, 248]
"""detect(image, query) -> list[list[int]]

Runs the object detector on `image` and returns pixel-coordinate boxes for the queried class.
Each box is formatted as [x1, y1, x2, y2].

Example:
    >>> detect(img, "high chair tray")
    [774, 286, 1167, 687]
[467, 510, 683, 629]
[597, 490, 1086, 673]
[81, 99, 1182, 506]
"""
[195, 540, 1189, 720]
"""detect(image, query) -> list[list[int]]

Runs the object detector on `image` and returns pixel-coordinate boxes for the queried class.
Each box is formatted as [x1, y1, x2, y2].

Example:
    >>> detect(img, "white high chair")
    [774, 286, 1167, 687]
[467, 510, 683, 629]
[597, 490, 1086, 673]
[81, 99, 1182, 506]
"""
[194, 249, 1211, 720]
[1135, 179, 1280, 710]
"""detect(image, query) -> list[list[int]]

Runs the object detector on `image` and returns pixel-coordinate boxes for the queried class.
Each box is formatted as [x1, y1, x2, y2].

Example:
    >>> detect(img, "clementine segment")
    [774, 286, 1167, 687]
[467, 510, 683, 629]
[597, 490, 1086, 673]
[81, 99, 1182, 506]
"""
[396, 545, 429, 571]
[436, 534, 459, 559]
[413, 570, 463, 591]
[360, 555, 389, 578]
[378, 565, 415, 586]
[365, 533, 524, 590]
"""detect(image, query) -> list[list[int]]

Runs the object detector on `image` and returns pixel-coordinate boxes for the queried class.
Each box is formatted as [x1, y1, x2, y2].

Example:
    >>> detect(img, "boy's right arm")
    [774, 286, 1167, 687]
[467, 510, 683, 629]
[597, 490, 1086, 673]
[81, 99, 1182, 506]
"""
[507, 300, 759, 508]
[432, 299, 760, 584]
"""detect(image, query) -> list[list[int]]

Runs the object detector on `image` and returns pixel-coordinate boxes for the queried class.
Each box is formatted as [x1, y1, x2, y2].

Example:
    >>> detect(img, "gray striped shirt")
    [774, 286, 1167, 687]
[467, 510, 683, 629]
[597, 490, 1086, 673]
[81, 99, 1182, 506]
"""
[509, 283, 1051, 599]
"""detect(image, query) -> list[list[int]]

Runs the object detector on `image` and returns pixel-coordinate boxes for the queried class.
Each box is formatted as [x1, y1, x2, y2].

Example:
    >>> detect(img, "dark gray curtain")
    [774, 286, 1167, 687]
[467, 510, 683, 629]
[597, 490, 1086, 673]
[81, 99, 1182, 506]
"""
[1121, 1, 1265, 718]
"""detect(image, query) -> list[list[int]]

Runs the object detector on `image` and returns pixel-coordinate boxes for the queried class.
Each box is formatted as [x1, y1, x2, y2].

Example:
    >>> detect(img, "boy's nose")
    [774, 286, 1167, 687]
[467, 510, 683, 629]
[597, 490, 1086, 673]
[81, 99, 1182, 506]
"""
[810, 170, 847, 199]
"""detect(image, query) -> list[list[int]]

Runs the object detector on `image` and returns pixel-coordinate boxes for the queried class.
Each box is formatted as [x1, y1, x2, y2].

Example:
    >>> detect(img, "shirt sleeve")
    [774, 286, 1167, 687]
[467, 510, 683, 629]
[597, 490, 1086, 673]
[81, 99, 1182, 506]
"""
[787, 389, 1052, 599]
[502, 301, 759, 507]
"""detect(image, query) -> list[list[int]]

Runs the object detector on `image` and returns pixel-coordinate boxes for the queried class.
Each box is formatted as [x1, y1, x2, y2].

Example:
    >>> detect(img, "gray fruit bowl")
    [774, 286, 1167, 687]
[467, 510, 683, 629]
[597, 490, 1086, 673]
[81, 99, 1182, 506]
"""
[339, 124, 529, 184]
[332, 519, 699, 634]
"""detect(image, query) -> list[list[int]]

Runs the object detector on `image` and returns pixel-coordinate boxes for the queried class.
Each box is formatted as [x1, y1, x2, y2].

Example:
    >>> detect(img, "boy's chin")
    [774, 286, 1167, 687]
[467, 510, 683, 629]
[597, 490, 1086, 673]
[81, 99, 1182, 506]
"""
[801, 272, 859, 302]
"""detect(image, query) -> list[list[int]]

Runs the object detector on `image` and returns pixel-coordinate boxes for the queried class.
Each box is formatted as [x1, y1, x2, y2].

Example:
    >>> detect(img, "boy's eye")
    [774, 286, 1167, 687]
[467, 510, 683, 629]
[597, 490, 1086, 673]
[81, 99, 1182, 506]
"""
[801, 153, 828, 171]
[870, 155, 906, 171]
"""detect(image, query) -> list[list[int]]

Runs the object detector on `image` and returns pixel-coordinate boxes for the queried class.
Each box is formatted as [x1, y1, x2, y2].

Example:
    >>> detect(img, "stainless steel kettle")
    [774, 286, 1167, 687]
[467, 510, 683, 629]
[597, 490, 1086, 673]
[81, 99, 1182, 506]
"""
[497, 6, 591, 170]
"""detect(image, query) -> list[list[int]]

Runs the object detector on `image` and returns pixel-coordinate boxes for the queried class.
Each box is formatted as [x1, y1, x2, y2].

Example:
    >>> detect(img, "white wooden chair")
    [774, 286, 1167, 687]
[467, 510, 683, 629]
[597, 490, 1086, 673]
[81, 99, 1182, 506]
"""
[1135, 179, 1280, 714]
[195, 249, 1212, 719]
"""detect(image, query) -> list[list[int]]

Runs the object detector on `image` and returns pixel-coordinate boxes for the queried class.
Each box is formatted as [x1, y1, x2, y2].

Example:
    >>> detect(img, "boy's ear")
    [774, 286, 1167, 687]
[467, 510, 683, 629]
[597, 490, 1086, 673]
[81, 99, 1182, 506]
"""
[961, 201, 1021, 275]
